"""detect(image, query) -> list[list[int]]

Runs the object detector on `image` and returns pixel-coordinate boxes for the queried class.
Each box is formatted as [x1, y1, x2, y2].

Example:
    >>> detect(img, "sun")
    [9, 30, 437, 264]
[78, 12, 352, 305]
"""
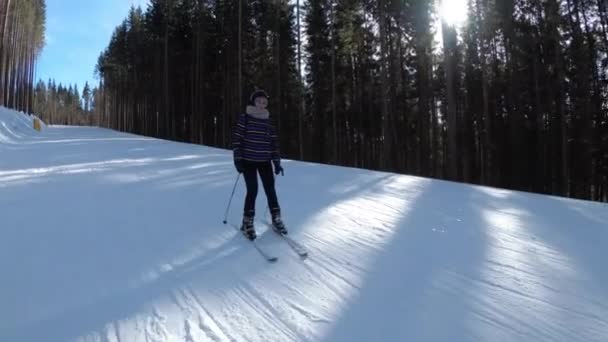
[440, 0, 468, 26]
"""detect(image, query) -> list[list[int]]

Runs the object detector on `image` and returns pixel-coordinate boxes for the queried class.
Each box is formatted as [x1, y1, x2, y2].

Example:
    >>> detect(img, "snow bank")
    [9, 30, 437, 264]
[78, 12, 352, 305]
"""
[0, 106, 45, 144]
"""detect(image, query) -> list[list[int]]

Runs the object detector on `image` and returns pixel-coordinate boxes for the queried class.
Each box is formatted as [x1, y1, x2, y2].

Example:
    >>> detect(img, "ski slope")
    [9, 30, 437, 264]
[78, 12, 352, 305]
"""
[1, 106, 608, 342]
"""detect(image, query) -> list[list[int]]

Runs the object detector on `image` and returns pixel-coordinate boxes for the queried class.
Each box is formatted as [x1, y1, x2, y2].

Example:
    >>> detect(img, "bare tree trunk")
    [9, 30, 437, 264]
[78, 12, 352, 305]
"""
[379, 0, 391, 170]
[0, 0, 10, 44]
[0, 0, 10, 106]
[163, 3, 170, 139]
[598, 0, 608, 46]
[27, 45, 34, 113]
[476, 0, 492, 185]
[276, 0, 283, 139]
[238, 0, 242, 112]
[554, 2, 570, 196]
[7, 11, 21, 109]
[3, 3, 17, 107]
[330, 0, 338, 164]
[533, 43, 546, 193]
[443, 21, 459, 181]
[413, 0, 432, 176]
[297, 0, 304, 159]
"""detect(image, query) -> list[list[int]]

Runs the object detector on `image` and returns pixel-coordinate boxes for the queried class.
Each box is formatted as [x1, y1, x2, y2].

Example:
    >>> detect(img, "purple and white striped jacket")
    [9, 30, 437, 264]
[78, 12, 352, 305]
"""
[232, 109, 280, 163]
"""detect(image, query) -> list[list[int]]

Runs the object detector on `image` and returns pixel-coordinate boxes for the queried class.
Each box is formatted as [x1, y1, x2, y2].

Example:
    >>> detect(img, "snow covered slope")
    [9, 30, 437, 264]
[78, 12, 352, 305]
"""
[1, 106, 607, 342]
[0, 106, 43, 144]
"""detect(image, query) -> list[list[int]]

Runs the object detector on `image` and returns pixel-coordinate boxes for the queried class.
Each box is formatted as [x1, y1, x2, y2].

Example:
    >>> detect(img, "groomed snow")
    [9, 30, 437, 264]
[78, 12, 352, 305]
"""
[1, 106, 607, 342]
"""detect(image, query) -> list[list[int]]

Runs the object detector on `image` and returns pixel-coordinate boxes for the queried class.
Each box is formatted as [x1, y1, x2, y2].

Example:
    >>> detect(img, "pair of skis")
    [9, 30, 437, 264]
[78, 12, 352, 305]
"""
[228, 221, 308, 262]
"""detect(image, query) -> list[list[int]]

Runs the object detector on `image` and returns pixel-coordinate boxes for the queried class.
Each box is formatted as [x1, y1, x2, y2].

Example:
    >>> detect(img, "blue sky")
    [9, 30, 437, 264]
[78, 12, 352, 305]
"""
[36, 0, 149, 93]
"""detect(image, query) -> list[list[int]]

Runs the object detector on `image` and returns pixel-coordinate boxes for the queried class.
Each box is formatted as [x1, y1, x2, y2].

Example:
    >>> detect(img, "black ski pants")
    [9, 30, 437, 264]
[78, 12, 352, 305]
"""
[242, 160, 280, 217]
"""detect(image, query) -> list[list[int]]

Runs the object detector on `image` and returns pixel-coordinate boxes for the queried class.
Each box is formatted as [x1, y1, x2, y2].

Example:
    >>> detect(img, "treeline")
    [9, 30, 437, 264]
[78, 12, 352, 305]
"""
[90, 0, 607, 202]
[33, 79, 99, 125]
[0, 0, 46, 113]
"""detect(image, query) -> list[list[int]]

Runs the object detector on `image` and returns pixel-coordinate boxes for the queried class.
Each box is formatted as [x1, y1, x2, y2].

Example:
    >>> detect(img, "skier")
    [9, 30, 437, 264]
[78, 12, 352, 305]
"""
[232, 89, 288, 240]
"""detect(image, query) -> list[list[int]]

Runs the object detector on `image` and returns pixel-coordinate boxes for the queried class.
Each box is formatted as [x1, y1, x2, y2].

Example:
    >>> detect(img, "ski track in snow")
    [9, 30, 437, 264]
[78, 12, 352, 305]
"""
[177, 287, 230, 342]
[1, 107, 608, 342]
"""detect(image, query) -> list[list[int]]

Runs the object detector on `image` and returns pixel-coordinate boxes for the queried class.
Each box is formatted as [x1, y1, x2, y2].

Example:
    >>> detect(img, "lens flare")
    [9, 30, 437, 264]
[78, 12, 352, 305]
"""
[440, 0, 468, 26]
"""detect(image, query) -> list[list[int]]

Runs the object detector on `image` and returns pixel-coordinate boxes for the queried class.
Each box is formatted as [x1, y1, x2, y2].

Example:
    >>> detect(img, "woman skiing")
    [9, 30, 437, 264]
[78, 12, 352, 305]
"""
[232, 89, 287, 240]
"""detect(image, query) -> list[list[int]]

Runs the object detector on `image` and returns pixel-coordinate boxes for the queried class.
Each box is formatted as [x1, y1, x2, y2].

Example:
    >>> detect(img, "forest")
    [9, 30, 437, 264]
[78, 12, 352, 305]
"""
[0, 0, 45, 114]
[26, 0, 608, 203]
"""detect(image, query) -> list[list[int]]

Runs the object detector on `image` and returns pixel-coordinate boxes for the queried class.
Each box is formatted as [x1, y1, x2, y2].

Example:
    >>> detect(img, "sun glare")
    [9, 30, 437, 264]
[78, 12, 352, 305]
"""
[440, 0, 468, 26]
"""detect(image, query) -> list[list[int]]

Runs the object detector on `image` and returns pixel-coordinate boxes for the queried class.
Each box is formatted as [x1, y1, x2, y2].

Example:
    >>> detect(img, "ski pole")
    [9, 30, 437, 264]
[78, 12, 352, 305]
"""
[223, 174, 241, 224]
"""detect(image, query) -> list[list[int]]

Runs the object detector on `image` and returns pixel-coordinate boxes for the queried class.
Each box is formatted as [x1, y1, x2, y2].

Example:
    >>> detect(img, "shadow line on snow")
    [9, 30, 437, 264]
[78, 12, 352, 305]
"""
[318, 178, 490, 342]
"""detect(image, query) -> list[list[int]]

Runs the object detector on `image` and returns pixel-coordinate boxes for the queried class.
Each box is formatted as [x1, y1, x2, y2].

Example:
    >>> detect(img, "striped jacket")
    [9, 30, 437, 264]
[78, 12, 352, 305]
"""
[232, 112, 280, 163]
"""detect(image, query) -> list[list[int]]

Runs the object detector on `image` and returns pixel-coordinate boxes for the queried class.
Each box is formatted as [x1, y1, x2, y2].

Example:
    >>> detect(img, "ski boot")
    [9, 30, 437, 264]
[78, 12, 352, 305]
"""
[271, 211, 288, 235]
[240, 215, 256, 240]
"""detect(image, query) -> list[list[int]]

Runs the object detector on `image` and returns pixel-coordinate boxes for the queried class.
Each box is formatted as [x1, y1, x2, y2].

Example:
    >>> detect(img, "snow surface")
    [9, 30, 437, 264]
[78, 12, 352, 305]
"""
[1, 106, 608, 342]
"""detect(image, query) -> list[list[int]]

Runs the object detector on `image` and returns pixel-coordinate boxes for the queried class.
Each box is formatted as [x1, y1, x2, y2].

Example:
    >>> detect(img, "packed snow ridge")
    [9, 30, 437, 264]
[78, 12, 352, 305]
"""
[1, 106, 607, 342]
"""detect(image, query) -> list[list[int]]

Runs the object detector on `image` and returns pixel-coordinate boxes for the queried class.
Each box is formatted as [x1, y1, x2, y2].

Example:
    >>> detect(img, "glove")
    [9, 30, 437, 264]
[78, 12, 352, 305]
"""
[234, 159, 244, 174]
[273, 160, 284, 176]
